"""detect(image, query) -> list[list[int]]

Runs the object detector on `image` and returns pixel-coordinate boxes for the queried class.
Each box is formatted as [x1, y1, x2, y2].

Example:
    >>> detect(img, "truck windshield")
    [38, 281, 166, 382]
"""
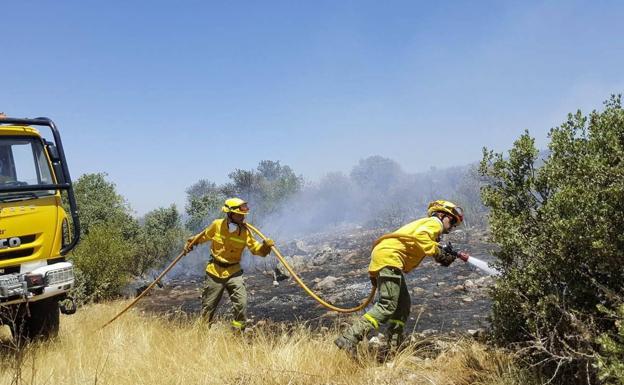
[0, 136, 55, 199]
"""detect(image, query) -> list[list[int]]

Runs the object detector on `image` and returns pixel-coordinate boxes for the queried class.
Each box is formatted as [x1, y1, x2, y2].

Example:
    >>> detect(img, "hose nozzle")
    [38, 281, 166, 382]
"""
[457, 251, 470, 262]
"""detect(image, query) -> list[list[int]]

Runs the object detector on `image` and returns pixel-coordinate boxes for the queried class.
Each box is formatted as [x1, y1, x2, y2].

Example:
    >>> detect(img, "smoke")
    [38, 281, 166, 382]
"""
[169, 155, 484, 279]
[257, 156, 477, 241]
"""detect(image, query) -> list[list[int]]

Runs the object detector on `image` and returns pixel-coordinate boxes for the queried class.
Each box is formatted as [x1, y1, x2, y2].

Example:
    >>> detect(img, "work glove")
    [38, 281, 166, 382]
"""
[183, 237, 195, 254]
[439, 242, 457, 257]
[435, 252, 456, 267]
[263, 239, 275, 248]
[435, 242, 457, 267]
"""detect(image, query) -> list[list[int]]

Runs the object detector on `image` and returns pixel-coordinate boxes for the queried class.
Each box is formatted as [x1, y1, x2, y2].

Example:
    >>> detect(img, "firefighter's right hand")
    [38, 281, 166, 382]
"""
[183, 237, 195, 254]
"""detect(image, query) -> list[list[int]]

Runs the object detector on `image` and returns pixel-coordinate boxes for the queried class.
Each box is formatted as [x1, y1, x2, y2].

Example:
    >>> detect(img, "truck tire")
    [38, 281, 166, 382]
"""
[10, 298, 60, 342]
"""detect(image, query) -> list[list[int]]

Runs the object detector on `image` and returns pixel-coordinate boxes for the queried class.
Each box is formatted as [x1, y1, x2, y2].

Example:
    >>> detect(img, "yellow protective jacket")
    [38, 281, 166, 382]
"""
[368, 216, 443, 276]
[193, 219, 271, 279]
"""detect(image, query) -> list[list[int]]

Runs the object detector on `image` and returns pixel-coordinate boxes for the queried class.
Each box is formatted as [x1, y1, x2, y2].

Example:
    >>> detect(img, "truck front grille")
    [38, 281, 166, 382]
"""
[0, 248, 34, 260]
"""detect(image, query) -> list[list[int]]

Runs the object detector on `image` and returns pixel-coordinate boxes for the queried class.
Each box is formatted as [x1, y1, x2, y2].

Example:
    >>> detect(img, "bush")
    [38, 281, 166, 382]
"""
[480, 95, 624, 384]
[71, 224, 136, 302]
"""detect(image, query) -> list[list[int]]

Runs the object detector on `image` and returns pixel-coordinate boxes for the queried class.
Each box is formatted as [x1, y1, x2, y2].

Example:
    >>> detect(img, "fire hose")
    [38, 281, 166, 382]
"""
[101, 225, 377, 329]
[245, 223, 377, 313]
[101, 225, 497, 329]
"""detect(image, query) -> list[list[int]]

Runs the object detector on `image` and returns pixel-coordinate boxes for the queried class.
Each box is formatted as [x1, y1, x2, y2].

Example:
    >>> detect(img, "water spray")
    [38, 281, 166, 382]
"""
[456, 251, 501, 276]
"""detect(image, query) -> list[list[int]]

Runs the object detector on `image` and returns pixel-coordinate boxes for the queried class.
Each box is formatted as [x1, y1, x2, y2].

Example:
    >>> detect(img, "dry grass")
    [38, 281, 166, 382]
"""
[0, 301, 538, 385]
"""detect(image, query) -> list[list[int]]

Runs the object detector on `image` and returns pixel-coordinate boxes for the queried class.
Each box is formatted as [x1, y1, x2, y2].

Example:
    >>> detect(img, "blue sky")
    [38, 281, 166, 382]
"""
[1, 1, 623, 215]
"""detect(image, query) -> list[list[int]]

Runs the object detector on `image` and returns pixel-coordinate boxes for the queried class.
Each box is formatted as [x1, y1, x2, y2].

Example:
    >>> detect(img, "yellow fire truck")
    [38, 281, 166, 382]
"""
[0, 115, 80, 340]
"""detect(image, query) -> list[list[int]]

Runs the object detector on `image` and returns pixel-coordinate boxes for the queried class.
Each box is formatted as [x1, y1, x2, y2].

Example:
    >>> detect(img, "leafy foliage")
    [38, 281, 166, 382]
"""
[71, 224, 136, 302]
[70, 173, 186, 302]
[73, 172, 139, 239]
[185, 160, 303, 230]
[132, 205, 186, 276]
[185, 180, 226, 232]
[480, 95, 624, 384]
[596, 304, 624, 384]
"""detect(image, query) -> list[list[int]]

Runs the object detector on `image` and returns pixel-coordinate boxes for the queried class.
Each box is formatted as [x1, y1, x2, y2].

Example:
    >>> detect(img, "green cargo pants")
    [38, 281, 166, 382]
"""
[341, 267, 411, 345]
[201, 273, 247, 330]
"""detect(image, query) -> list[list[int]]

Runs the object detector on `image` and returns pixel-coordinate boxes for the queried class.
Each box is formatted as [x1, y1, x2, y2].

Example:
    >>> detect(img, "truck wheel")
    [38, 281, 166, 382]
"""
[10, 298, 60, 342]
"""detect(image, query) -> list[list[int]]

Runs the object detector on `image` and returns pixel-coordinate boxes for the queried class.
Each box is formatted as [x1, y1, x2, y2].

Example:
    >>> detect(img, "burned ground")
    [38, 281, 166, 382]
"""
[137, 227, 496, 336]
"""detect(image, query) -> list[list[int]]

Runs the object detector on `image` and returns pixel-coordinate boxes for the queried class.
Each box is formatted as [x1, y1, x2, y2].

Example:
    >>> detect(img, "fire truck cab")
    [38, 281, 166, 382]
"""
[0, 115, 80, 340]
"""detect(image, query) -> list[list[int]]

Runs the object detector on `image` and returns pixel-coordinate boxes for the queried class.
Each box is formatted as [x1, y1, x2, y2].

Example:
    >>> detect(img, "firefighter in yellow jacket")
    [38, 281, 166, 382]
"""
[334, 200, 465, 354]
[184, 197, 274, 330]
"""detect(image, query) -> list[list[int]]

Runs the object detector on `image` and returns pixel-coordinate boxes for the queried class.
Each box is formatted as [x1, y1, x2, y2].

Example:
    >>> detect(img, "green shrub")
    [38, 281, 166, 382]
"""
[70, 224, 136, 302]
[596, 304, 624, 385]
[480, 95, 624, 384]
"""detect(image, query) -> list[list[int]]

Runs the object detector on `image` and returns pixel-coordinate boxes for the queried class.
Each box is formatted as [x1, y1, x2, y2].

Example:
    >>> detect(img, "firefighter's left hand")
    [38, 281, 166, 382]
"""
[263, 239, 275, 248]
[435, 251, 456, 267]
[440, 242, 456, 257]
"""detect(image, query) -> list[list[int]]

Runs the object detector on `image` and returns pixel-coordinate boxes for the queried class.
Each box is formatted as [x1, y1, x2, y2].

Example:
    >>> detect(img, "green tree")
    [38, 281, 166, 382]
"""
[70, 173, 140, 301]
[350, 155, 403, 193]
[133, 205, 186, 277]
[185, 160, 302, 228]
[184, 180, 225, 232]
[480, 95, 624, 384]
[73, 173, 139, 239]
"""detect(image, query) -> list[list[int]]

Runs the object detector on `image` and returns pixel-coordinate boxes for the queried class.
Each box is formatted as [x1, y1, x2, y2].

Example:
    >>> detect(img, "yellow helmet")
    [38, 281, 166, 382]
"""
[222, 197, 250, 215]
[427, 200, 464, 225]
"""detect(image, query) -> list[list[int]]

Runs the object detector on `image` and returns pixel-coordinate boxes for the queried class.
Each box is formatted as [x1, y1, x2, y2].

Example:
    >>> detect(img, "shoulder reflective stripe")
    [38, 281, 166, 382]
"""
[389, 319, 405, 328]
[227, 237, 246, 244]
[363, 313, 379, 329]
[231, 320, 245, 329]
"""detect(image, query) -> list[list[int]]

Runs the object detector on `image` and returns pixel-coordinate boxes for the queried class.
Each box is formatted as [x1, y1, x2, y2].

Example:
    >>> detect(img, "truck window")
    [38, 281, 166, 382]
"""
[0, 137, 54, 196]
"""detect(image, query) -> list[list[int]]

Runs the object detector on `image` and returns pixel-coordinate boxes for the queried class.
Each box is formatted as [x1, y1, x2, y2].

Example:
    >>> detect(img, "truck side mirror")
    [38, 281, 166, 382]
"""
[45, 141, 60, 162]
[45, 141, 66, 184]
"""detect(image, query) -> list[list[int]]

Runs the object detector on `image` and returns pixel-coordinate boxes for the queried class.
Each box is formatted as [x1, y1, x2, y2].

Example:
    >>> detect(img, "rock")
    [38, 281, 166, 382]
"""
[295, 240, 312, 253]
[315, 276, 340, 290]
[321, 311, 338, 318]
[275, 255, 306, 277]
[474, 276, 493, 287]
[412, 287, 426, 294]
[467, 328, 485, 338]
[453, 285, 465, 291]
[369, 336, 382, 345]
[421, 329, 438, 336]
[308, 246, 337, 266]
[436, 282, 446, 286]
[433, 292, 441, 297]
[464, 279, 476, 289]
[462, 297, 474, 303]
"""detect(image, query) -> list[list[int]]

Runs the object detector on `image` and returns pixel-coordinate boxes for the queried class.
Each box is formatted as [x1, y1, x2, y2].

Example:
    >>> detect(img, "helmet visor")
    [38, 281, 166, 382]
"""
[451, 206, 464, 224]
[235, 203, 250, 213]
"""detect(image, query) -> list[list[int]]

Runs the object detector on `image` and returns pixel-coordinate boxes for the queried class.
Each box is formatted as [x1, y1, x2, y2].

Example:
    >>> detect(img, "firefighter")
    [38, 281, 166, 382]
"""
[184, 197, 274, 331]
[334, 200, 466, 355]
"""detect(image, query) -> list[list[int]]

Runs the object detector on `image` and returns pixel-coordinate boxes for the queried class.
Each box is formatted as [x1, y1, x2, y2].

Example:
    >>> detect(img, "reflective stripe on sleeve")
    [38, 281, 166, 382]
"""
[363, 313, 379, 329]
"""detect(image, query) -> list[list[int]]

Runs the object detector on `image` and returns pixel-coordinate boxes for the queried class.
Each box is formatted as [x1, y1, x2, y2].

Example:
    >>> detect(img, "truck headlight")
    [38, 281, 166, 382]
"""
[45, 266, 74, 286]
